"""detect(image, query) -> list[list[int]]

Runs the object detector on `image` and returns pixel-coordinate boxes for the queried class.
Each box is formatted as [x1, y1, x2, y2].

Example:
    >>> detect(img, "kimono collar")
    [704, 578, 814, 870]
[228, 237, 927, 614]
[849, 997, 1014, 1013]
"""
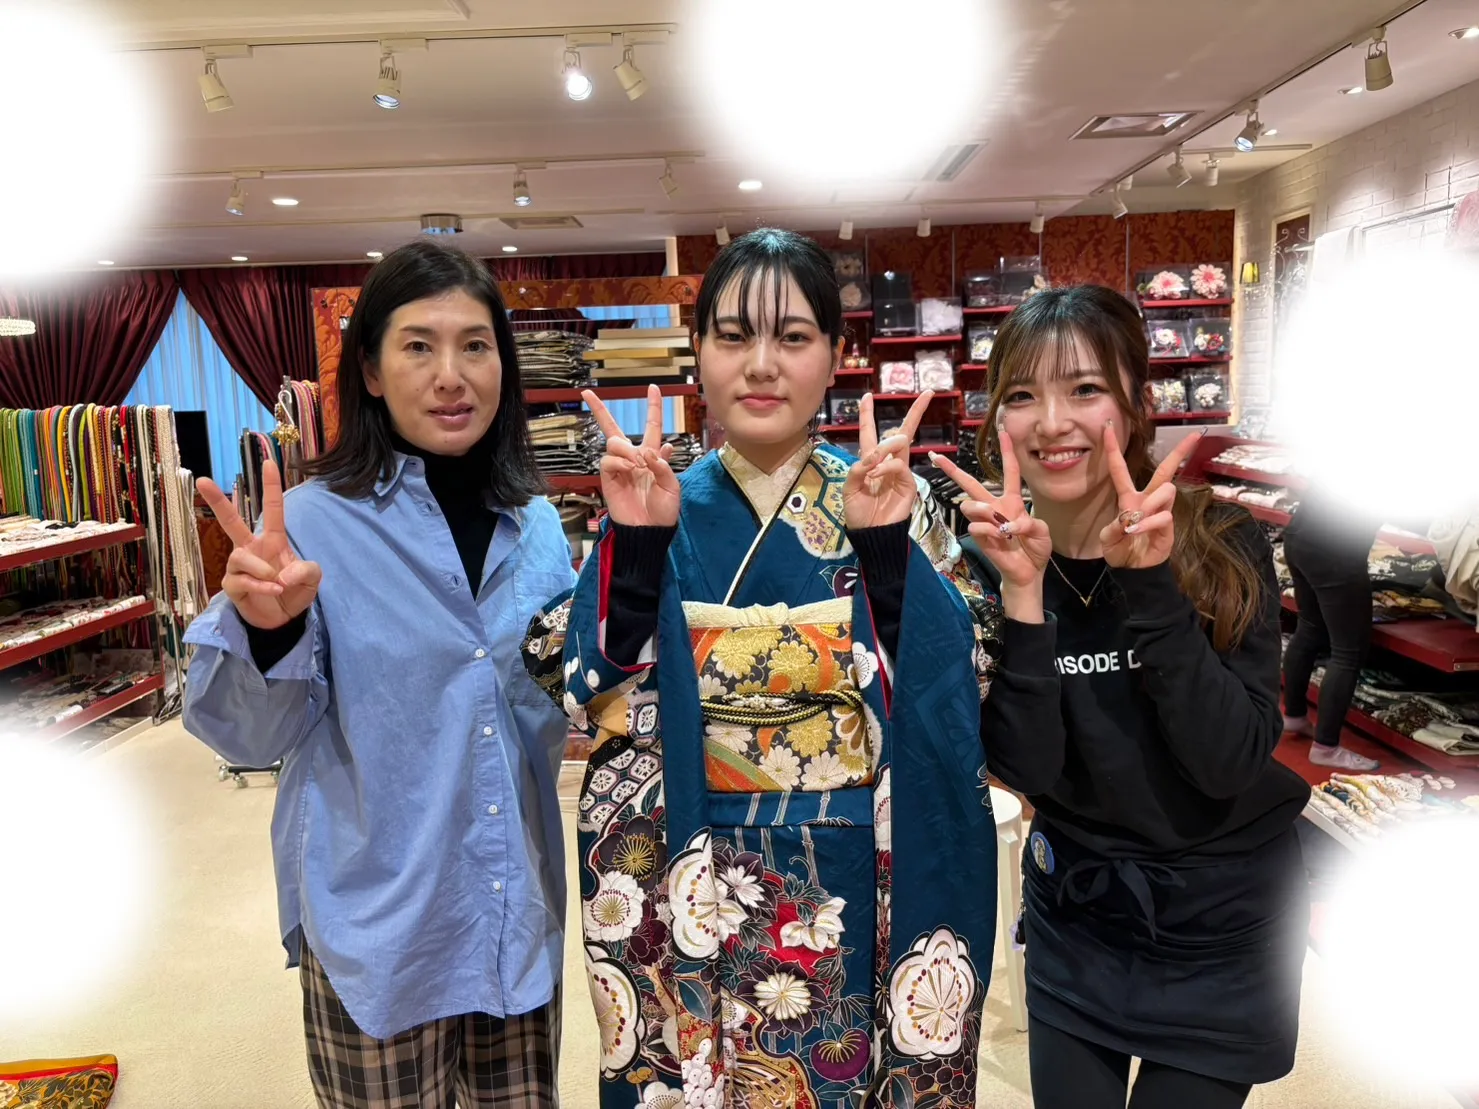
[717, 439, 814, 522]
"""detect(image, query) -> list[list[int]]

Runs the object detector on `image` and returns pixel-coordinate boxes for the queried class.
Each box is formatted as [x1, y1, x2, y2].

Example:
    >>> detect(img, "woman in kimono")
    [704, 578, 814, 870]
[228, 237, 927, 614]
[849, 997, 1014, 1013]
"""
[524, 228, 1002, 1109]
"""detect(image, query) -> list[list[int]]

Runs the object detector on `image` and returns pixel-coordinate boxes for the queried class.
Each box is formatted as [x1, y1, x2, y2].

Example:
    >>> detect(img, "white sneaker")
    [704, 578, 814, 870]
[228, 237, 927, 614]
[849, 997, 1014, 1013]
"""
[1309, 744, 1379, 771]
[1282, 714, 1314, 736]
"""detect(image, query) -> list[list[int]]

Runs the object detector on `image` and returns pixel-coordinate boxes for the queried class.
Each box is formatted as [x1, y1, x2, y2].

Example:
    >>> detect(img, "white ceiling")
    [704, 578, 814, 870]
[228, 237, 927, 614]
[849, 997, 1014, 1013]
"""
[77, 0, 1479, 266]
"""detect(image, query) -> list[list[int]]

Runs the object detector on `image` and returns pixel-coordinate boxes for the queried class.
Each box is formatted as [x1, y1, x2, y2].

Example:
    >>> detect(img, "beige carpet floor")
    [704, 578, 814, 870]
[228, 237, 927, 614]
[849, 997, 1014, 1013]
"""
[0, 720, 1457, 1108]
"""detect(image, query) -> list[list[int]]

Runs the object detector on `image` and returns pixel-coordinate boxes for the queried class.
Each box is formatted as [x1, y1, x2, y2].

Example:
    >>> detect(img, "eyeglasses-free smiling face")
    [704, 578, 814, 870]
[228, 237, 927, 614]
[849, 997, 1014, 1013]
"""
[996, 332, 1136, 506]
[363, 288, 502, 457]
[696, 271, 842, 468]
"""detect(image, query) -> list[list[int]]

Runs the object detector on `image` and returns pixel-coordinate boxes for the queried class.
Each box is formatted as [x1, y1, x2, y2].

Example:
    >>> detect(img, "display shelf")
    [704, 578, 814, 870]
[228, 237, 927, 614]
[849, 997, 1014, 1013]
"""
[39, 672, 164, 742]
[546, 474, 602, 493]
[819, 424, 861, 434]
[1140, 298, 1234, 309]
[1227, 500, 1436, 556]
[959, 363, 990, 372]
[961, 419, 985, 428]
[1148, 355, 1232, 365]
[843, 311, 873, 320]
[834, 368, 875, 378]
[1152, 411, 1231, 423]
[1318, 684, 1479, 774]
[1280, 595, 1479, 673]
[0, 524, 146, 574]
[964, 306, 1016, 316]
[1300, 799, 1363, 850]
[1201, 461, 1304, 489]
[911, 445, 957, 456]
[870, 391, 962, 401]
[870, 334, 963, 346]
[526, 384, 699, 403]
[0, 599, 153, 672]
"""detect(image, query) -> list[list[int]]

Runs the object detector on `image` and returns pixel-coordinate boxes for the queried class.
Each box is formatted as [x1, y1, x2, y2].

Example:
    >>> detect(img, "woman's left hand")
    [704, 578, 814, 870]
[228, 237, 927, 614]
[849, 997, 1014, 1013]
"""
[1099, 423, 1202, 569]
[842, 391, 934, 529]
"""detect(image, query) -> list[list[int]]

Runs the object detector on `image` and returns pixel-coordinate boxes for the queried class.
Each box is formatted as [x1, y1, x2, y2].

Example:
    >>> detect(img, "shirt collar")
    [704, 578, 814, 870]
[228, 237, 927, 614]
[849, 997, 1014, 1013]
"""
[371, 450, 526, 533]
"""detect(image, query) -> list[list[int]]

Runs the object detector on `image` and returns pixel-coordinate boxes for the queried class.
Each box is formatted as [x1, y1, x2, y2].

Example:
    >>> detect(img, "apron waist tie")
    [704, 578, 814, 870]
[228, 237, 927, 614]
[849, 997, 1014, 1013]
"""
[1057, 858, 1187, 942]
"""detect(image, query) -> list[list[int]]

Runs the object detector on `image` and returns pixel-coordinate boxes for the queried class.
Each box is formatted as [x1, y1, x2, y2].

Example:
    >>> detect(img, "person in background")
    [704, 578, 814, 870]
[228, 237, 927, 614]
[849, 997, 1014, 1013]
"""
[933, 284, 1311, 1109]
[1280, 495, 1382, 770]
[522, 228, 1003, 1108]
[183, 238, 573, 1108]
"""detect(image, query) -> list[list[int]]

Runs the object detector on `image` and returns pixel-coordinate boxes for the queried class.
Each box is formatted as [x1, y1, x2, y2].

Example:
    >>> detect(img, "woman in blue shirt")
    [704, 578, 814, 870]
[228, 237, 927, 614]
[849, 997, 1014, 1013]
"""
[184, 238, 575, 1108]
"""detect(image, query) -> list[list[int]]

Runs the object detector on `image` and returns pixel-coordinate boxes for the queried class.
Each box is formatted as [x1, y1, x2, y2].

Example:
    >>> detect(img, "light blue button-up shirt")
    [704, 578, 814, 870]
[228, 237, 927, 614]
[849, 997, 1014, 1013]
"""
[182, 454, 576, 1040]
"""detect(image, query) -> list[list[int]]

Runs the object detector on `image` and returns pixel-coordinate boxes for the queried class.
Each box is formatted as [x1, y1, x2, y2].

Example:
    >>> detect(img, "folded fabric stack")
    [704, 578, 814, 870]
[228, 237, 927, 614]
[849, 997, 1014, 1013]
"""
[0, 663, 156, 731]
[1306, 772, 1475, 844]
[583, 327, 695, 386]
[1209, 482, 1299, 513]
[0, 596, 148, 652]
[530, 412, 602, 476]
[1211, 443, 1298, 474]
[662, 435, 704, 474]
[1309, 663, 1479, 756]
[517, 330, 596, 389]
[0, 516, 136, 560]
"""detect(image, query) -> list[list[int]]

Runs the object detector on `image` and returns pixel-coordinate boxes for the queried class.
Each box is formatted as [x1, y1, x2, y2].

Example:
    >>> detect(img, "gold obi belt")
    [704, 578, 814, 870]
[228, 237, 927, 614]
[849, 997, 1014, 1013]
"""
[683, 598, 879, 794]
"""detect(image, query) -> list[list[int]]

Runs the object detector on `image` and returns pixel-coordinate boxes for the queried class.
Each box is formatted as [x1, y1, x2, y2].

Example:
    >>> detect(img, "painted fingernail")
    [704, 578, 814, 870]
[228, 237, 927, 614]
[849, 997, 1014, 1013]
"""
[992, 511, 1011, 525]
[1125, 523, 1139, 534]
[998, 521, 1013, 536]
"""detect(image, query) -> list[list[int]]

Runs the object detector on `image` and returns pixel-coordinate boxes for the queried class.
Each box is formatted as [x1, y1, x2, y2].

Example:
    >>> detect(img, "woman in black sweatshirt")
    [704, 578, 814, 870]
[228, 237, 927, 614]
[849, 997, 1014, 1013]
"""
[932, 285, 1311, 1109]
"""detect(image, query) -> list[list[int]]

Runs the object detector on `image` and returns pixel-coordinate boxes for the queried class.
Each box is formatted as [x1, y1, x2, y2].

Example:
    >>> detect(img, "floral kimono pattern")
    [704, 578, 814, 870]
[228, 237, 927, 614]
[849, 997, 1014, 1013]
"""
[523, 442, 1002, 1109]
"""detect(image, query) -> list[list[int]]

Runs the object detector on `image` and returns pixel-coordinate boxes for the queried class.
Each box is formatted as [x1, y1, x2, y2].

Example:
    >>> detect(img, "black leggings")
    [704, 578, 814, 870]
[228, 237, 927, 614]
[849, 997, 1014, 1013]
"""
[1028, 1017, 1252, 1109]
[1281, 529, 1373, 748]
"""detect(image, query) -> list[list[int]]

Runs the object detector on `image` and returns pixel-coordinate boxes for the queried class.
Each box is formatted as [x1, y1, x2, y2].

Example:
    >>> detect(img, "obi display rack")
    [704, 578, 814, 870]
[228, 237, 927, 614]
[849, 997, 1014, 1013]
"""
[1180, 434, 1479, 830]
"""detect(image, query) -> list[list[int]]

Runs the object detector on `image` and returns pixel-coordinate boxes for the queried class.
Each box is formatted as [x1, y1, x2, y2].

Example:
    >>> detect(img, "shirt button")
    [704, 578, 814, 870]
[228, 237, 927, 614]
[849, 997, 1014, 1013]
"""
[483, 726, 493, 736]
[492, 881, 503, 892]
[488, 804, 500, 816]
[474, 648, 487, 659]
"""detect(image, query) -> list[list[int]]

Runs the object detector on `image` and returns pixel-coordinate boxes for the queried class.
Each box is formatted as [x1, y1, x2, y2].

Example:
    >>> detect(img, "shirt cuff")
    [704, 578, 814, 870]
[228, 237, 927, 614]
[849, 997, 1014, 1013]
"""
[848, 520, 911, 585]
[1000, 616, 1058, 675]
[609, 523, 677, 585]
[1109, 561, 1194, 624]
[246, 614, 309, 673]
[187, 596, 318, 682]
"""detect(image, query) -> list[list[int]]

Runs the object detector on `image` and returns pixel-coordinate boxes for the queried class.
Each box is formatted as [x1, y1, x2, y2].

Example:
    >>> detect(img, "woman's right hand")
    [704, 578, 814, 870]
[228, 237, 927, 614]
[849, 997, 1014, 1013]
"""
[930, 428, 1052, 596]
[584, 384, 680, 527]
[197, 461, 322, 630]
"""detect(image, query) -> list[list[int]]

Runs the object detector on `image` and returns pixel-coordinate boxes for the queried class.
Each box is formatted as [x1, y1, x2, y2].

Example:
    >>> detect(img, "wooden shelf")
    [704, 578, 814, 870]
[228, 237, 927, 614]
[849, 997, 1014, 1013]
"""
[0, 524, 145, 574]
[526, 384, 699, 403]
[871, 391, 961, 401]
[959, 363, 990, 372]
[964, 306, 1016, 316]
[843, 311, 873, 320]
[1281, 595, 1479, 673]
[1327, 685, 1479, 774]
[0, 599, 153, 672]
[1150, 355, 1232, 365]
[911, 445, 957, 455]
[1152, 410, 1231, 422]
[961, 418, 985, 428]
[546, 474, 602, 493]
[1225, 500, 1435, 556]
[819, 424, 860, 434]
[39, 672, 164, 742]
[833, 368, 875, 378]
[1140, 298, 1234, 309]
[1201, 461, 1303, 489]
[871, 334, 963, 346]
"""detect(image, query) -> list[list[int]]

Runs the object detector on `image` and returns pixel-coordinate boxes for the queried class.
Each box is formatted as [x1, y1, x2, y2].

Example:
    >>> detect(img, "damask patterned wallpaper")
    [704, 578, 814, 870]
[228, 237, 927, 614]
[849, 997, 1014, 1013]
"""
[677, 212, 1235, 297]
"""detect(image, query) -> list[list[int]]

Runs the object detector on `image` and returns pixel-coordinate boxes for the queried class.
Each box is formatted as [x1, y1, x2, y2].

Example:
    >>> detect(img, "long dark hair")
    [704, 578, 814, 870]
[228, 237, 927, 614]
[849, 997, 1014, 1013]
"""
[979, 284, 1263, 651]
[694, 228, 844, 346]
[304, 237, 542, 504]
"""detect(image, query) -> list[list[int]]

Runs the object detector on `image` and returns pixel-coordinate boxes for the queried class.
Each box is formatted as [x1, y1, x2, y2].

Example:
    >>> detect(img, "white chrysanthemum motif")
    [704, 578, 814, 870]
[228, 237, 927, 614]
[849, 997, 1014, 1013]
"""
[697, 673, 727, 700]
[753, 969, 815, 1022]
[668, 833, 722, 958]
[874, 767, 892, 853]
[851, 642, 879, 689]
[583, 871, 647, 942]
[641, 1081, 683, 1109]
[780, 896, 846, 953]
[759, 744, 802, 788]
[802, 751, 850, 791]
[705, 721, 752, 755]
[888, 928, 978, 1058]
[586, 945, 642, 1075]
[719, 864, 767, 908]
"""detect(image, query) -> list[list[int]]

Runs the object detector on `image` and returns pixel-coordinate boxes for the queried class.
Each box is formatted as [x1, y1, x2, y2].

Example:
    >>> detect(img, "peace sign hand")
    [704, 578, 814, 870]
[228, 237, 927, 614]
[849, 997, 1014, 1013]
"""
[842, 392, 933, 530]
[930, 427, 1052, 590]
[1099, 423, 1202, 569]
[197, 461, 322, 631]
[585, 384, 680, 528]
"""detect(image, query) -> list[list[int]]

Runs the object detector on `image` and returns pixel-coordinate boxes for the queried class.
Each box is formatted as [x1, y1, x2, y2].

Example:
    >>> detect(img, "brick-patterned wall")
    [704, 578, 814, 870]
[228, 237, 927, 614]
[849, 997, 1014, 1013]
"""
[1234, 75, 1479, 428]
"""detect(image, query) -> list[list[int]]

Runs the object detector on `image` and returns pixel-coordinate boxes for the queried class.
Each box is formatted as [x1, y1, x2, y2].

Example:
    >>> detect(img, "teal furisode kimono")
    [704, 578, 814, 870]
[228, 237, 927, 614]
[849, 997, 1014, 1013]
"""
[523, 442, 1003, 1109]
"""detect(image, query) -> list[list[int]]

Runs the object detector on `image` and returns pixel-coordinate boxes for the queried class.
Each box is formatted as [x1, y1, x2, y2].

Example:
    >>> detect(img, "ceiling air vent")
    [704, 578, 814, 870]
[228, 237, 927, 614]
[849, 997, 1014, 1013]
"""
[500, 215, 584, 231]
[1072, 113, 1197, 139]
[930, 142, 986, 182]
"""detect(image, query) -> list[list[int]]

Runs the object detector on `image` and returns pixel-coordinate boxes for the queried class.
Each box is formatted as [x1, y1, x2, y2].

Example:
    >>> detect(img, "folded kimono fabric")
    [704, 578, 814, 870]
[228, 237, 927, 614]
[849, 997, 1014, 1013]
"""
[0, 1055, 117, 1108]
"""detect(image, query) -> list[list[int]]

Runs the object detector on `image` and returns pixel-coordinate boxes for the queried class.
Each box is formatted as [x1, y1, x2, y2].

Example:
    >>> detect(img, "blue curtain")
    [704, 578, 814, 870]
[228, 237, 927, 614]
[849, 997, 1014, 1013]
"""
[125, 291, 274, 488]
[579, 306, 681, 435]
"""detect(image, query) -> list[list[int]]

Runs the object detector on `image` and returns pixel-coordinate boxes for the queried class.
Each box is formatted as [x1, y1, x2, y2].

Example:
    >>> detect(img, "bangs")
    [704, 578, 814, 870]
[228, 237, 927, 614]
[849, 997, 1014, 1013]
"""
[1002, 325, 1107, 387]
[693, 228, 843, 345]
[706, 262, 804, 341]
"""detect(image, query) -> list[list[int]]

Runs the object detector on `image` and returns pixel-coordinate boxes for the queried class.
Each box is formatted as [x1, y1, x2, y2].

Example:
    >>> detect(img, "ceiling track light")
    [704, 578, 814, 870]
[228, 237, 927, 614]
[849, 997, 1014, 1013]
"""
[917, 216, 931, 238]
[839, 219, 854, 240]
[1365, 25, 1393, 91]
[1449, 26, 1479, 39]
[1120, 174, 1134, 192]
[659, 161, 678, 198]
[1168, 148, 1192, 188]
[1111, 187, 1128, 220]
[513, 169, 532, 207]
[226, 178, 246, 216]
[1029, 204, 1044, 235]
[1204, 154, 1221, 187]
[715, 221, 730, 246]
[1234, 101, 1264, 153]
[614, 40, 648, 101]
[563, 48, 593, 101]
[199, 57, 233, 112]
[374, 50, 402, 109]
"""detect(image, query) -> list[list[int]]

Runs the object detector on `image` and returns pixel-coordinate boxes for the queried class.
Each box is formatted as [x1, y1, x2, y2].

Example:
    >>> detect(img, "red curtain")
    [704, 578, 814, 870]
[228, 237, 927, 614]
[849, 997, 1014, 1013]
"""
[0, 270, 179, 408]
[179, 263, 369, 409]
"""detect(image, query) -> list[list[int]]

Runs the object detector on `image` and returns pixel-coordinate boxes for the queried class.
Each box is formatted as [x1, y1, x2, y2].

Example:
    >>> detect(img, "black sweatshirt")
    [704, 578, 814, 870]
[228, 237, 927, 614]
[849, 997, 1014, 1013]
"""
[246, 433, 497, 672]
[969, 511, 1309, 858]
[603, 519, 911, 667]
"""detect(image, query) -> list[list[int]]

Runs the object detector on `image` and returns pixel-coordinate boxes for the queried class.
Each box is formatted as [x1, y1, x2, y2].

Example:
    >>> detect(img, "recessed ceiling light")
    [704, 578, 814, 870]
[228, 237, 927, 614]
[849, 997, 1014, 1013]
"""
[272, 197, 299, 207]
[502, 245, 518, 253]
[1450, 26, 1479, 39]
[1340, 85, 1364, 95]
[231, 255, 248, 262]
[97, 259, 114, 266]
[366, 250, 383, 259]
[738, 179, 763, 191]
[1264, 128, 1279, 137]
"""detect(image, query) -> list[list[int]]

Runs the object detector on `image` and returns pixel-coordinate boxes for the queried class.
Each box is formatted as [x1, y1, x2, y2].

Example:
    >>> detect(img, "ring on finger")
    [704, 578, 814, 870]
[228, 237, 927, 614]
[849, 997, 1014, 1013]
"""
[1118, 509, 1143, 528]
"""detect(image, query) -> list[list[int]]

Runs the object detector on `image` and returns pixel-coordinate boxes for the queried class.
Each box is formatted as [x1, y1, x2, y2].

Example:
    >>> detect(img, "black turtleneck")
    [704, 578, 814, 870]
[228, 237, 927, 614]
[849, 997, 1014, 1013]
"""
[244, 432, 497, 674]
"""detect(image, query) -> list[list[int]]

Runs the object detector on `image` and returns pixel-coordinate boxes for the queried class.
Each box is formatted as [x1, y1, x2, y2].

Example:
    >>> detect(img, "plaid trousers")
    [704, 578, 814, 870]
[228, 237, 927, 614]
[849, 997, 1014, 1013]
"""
[300, 944, 560, 1109]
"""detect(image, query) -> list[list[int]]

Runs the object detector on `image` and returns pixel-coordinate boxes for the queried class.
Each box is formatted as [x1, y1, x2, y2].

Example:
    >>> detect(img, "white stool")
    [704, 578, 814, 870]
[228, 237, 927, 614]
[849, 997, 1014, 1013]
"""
[989, 785, 1028, 1033]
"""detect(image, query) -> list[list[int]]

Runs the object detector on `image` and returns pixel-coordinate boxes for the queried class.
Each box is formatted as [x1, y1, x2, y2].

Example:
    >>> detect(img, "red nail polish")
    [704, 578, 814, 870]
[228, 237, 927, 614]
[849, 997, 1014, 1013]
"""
[992, 511, 1011, 526]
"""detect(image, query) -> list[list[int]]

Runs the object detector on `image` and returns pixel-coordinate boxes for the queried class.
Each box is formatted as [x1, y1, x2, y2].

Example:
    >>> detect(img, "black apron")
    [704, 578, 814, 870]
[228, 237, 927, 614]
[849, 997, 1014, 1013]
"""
[1021, 817, 1309, 1085]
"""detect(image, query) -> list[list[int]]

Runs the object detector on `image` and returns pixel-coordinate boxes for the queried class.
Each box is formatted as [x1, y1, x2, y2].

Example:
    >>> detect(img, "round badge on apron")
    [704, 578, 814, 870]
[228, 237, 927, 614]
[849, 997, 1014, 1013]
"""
[1030, 830, 1055, 875]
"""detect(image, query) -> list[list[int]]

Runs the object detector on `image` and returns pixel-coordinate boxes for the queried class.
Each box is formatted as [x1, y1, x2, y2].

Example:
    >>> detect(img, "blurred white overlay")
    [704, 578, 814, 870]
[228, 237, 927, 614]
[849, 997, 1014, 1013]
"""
[1320, 819, 1479, 1087]
[690, 0, 996, 184]
[1273, 245, 1479, 520]
[0, 730, 158, 1027]
[0, 4, 158, 278]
